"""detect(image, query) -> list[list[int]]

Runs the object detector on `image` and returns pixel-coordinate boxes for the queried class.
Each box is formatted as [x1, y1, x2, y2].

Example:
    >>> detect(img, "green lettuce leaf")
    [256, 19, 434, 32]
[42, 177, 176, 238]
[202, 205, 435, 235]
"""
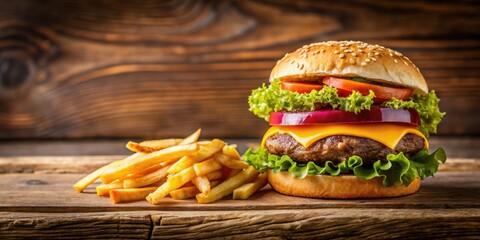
[248, 79, 445, 136]
[243, 147, 446, 187]
[384, 91, 445, 136]
[248, 79, 375, 121]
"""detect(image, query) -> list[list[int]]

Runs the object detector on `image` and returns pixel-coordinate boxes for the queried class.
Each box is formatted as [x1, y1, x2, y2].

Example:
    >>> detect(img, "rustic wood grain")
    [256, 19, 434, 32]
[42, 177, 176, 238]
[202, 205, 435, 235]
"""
[2, 209, 479, 239]
[151, 209, 480, 240]
[0, 0, 479, 138]
[0, 171, 478, 212]
[0, 211, 152, 239]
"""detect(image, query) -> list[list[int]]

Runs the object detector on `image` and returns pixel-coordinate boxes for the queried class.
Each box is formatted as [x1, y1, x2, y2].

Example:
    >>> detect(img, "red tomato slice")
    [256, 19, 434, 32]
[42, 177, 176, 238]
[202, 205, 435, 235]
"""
[322, 77, 412, 102]
[281, 81, 323, 94]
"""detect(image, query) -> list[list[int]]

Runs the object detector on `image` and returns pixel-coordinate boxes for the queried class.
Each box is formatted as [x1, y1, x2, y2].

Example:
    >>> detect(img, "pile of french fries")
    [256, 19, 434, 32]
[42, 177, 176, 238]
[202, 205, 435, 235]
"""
[73, 129, 267, 204]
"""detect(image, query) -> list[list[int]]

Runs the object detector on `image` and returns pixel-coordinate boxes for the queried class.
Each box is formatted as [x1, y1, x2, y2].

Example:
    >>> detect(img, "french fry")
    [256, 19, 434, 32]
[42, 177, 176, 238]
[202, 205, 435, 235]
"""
[147, 166, 197, 204]
[124, 163, 163, 180]
[196, 139, 226, 161]
[100, 143, 197, 184]
[222, 145, 241, 160]
[196, 166, 259, 204]
[123, 164, 171, 188]
[179, 129, 201, 145]
[126, 141, 156, 153]
[226, 169, 241, 180]
[96, 180, 123, 196]
[109, 187, 158, 204]
[233, 173, 268, 200]
[204, 170, 223, 181]
[140, 138, 182, 150]
[167, 155, 196, 174]
[170, 181, 220, 200]
[193, 158, 222, 176]
[214, 153, 249, 169]
[191, 176, 210, 193]
[73, 159, 123, 192]
[196, 140, 212, 146]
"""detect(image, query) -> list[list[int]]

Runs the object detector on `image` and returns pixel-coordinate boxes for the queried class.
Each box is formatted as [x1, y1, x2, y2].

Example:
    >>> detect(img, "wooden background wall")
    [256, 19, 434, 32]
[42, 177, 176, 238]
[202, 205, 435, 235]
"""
[0, 0, 479, 139]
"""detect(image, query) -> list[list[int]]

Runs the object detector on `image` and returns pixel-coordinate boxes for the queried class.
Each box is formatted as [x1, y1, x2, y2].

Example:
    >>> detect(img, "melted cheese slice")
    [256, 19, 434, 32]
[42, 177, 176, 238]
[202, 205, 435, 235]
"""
[261, 124, 428, 150]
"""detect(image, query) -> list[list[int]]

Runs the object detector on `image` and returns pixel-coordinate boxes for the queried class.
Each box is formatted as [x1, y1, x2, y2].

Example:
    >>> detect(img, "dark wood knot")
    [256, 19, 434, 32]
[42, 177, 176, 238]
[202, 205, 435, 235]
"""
[0, 21, 58, 92]
[0, 56, 30, 89]
[25, 179, 48, 185]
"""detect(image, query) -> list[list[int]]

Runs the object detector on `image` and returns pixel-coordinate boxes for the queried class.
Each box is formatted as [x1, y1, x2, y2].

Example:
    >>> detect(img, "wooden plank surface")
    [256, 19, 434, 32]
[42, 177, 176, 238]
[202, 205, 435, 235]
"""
[0, 171, 478, 212]
[0, 138, 479, 239]
[0, 0, 479, 139]
[1, 209, 479, 239]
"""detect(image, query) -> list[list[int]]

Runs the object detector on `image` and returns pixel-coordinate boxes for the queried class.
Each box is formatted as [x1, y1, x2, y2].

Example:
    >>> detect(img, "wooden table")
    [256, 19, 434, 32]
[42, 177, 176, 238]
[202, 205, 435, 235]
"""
[1, 138, 479, 239]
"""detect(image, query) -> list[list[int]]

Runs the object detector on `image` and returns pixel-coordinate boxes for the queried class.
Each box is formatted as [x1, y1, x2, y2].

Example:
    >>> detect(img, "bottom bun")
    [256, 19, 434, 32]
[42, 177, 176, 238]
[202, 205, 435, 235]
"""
[267, 170, 420, 199]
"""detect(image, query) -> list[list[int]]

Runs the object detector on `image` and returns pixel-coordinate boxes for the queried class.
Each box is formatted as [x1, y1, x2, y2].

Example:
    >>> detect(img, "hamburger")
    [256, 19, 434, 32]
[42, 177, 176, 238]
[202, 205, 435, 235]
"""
[243, 41, 446, 198]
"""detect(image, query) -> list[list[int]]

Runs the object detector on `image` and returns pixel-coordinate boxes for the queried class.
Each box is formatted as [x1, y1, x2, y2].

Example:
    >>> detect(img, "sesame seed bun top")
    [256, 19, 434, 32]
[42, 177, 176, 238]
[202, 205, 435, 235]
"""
[270, 41, 428, 95]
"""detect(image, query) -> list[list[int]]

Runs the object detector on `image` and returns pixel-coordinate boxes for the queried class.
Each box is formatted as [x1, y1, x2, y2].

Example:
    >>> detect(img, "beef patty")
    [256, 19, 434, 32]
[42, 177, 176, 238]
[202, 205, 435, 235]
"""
[264, 133, 424, 165]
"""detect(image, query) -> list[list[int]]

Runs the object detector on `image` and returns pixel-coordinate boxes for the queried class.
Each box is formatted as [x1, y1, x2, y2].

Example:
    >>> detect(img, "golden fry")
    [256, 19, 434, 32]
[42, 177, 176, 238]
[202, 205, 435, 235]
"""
[100, 143, 197, 184]
[196, 140, 212, 146]
[196, 139, 226, 161]
[96, 180, 123, 196]
[147, 166, 197, 204]
[214, 153, 249, 169]
[222, 145, 241, 160]
[124, 163, 163, 179]
[167, 155, 196, 174]
[233, 173, 268, 200]
[226, 169, 241, 180]
[73, 159, 122, 192]
[193, 158, 222, 176]
[196, 166, 259, 204]
[126, 141, 156, 153]
[170, 181, 220, 200]
[179, 129, 202, 145]
[140, 138, 182, 150]
[191, 176, 210, 193]
[204, 170, 223, 181]
[123, 164, 170, 188]
[109, 187, 158, 204]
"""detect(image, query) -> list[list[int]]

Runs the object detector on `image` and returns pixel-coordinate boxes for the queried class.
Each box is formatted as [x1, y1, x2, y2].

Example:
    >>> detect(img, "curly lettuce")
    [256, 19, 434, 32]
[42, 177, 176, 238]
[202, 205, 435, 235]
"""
[243, 147, 446, 187]
[248, 79, 375, 121]
[248, 79, 445, 136]
[385, 91, 445, 136]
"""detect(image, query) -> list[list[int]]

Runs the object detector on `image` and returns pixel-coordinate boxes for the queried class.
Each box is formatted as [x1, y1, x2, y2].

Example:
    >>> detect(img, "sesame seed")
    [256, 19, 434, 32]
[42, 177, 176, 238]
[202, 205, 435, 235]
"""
[314, 50, 320, 54]
[296, 62, 300, 68]
[389, 53, 394, 57]
[361, 62, 367, 66]
[321, 49, 326, 52]
[349, 58, 355, 64]
[393, 59, 398, 63]
[374, 52, 380, 56]
[351, 52, 357, 57]
[403, 61, 408, 65]
[365, 58, 371, 62]
[339, 53, 345, 58]
[299, 64, 304, 70]
[371, 57, 377, 62]
[358, 49, 363, 53]
[334, 50, 339, 54]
